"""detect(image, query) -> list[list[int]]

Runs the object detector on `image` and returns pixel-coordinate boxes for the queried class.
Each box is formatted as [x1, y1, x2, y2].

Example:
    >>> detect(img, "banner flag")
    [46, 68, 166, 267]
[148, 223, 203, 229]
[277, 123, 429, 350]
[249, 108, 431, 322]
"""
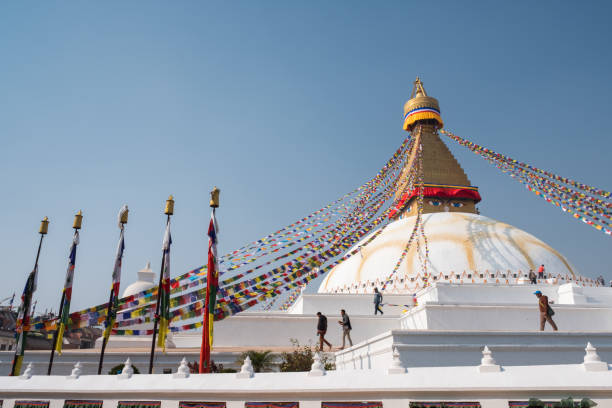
[200, 209, 219, 373]
[157, 220, 172, 351]
[55, 231, 79, 354]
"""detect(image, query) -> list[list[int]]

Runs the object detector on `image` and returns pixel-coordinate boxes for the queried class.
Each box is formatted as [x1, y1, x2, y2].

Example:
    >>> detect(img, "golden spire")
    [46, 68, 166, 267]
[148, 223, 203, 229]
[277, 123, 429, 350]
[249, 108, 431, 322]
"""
[392, 78, 481, 218]
[403, 77, 443, 131]
[411, 76, 427, 98]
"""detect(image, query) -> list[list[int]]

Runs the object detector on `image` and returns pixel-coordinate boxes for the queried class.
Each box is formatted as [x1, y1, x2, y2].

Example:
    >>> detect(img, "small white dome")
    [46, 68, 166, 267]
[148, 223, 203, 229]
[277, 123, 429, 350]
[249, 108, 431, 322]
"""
[122, 261, 156, 297]
[319, 212, 578, 293]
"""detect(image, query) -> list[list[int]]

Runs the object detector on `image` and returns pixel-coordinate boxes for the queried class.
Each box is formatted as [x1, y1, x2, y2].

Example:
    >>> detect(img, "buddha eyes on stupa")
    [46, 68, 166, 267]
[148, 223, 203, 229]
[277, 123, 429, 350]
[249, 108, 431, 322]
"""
[429, 200, 442, 207]
[451, 202, 464, 208]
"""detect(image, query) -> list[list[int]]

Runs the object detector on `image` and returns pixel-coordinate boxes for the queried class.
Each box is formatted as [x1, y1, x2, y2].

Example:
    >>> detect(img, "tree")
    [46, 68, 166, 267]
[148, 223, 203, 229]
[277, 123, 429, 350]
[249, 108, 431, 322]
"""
[279, 339, 335, 372]
[526, 397, 597, 408]
[236, 350, 275, 372]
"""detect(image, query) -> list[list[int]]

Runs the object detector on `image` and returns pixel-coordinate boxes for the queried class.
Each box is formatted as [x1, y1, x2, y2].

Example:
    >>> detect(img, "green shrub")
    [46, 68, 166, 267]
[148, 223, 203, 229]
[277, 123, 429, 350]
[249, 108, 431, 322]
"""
[279, 339, 335, 372]
[108, 363, 140, 375]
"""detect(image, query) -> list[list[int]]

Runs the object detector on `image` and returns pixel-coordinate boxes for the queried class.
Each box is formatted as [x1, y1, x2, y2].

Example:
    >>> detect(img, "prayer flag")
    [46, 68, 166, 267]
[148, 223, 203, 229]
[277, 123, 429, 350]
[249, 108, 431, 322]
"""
[157, 221, 172, 351]
[55, 231, 79, 354]
[103, 221, 126, 341]
[12, 265, 38, 375]
[200, 209, 219, 373]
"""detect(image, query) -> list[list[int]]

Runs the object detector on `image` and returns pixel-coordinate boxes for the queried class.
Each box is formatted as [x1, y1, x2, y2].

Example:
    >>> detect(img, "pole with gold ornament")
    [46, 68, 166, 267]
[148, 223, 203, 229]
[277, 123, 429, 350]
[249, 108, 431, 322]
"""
[47, 210, 83, 375]
[10, 216, 49, 376]
[97, 205, 129, 375]
[199, 187, 220, 373]
[148, 195, 174, 374]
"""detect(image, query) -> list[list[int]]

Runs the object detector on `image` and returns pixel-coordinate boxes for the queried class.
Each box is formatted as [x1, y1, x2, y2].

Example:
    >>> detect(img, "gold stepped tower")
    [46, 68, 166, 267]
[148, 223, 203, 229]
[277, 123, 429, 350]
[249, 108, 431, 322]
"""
[392, 78, 481, 218]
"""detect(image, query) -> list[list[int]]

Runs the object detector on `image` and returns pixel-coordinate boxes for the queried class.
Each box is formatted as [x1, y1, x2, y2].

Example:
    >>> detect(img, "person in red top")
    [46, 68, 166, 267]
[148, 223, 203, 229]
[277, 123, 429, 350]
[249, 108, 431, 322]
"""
[534, 290, 558, 331]
[537, 264, 545, 279]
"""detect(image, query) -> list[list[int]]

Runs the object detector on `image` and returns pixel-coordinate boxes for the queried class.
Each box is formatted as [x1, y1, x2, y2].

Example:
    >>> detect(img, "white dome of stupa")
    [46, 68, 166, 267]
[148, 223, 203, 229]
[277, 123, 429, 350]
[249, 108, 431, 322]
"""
[122, 261, 156, 297]
[318, 212, 578, 293]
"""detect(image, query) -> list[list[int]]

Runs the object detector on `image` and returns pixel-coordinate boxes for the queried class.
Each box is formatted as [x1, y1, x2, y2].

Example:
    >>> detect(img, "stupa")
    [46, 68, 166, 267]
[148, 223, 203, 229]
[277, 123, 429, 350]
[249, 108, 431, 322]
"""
[3, 80, 609, 384]
[319, 78, 576, 294]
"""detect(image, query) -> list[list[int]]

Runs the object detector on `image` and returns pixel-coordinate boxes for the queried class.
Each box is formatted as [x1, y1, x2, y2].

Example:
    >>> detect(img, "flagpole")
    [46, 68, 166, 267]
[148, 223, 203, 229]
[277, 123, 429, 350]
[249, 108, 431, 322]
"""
[47, 290, 65, 374]
[48, 211, 82, 375]
[148, 195, 174, 374]
[10, 216, 49, 376]
[97, 206, 129, 375]
[199, 187, 220, 373]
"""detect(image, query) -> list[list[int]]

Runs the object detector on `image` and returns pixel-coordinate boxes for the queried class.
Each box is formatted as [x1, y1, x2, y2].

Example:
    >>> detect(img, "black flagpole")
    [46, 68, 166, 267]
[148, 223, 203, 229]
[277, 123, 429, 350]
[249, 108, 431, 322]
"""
[10, 217, 49, 376]
[149, 196, 174, 374]
[48, 212, 82, 375]
[97, 207, 128, 375]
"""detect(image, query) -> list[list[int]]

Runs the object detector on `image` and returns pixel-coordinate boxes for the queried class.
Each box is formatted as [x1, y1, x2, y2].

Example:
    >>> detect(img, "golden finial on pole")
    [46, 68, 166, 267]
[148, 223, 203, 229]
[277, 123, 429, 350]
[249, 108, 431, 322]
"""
[164, 195, 175, 215]
[210, 187, 220, 208]
[73, 211, 83, 230]
[118, 205, 129, 226]
[39, 217, 50, 235]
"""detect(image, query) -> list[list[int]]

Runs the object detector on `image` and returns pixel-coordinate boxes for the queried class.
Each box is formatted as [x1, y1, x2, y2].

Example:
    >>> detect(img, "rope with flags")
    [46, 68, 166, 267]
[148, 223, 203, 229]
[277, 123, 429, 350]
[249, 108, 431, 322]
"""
[441, 129, 612, 236]
[23, 134, 419, 338]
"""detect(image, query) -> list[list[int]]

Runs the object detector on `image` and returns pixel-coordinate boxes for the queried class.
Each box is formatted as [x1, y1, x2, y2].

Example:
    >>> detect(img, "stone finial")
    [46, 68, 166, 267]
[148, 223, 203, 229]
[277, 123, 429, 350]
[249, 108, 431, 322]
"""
[20, 363, 33, 379]
[236, 356, 254, 379]
[582, 342, 608, 371]
[119, 357, 134, 379]
[173, 357, 190, 378]
[68, 362, 83, 379]
[478, 346, 501, 373]
[308, 352, 326, 377]
[387, 347, 406, 374]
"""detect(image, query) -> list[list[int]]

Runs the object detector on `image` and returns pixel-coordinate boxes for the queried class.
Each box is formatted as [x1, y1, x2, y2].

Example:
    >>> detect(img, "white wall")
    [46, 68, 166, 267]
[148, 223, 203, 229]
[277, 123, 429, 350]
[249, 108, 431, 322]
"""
[336, 329, 612, 370]
[400, 303, 612, 331]
[0, 363, 610, 408]
[290, 293, 414, 316]
[172, 313, 398, 348]
[418, 282, 612, 306]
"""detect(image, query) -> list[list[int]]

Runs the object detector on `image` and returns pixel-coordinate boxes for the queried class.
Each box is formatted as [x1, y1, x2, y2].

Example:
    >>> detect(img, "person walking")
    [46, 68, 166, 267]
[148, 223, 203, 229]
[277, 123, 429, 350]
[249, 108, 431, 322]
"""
[338, 309, 353, 349]
[534, 290, 558, 331]
[528, 269, 537, 284]
[316, 312, 332, 351]
[373, 287, 383, 315]
[537, 264, 545, 279]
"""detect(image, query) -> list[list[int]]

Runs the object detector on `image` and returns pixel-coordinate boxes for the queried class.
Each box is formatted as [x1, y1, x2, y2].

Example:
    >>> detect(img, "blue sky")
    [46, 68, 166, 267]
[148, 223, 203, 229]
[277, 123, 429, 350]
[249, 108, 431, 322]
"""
[0, 1, 610, 313]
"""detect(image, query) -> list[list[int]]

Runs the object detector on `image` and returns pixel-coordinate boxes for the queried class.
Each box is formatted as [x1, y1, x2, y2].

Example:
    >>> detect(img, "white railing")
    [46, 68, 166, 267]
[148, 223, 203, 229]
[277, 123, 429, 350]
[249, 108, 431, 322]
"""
[324, 270, 600, 294]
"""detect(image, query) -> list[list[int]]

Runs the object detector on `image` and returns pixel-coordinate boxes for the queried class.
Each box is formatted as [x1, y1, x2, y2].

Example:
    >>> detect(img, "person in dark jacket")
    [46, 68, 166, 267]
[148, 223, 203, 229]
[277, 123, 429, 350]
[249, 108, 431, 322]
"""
[316, 312, 332, 351]
[374, 287, 383, 315]
[528, 270, 537, 284]
[338, 309, 353, 349]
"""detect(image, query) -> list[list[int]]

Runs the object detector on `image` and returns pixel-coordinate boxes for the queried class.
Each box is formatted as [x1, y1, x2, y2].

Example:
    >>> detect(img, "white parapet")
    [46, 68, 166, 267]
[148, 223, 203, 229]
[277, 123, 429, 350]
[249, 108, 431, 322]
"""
[478, 346, 501, 373]
[0, 360, 611, 407]
[582, 342, 609, 372]
[236, 356, 254, 379]
[387, 347, 406, 374]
